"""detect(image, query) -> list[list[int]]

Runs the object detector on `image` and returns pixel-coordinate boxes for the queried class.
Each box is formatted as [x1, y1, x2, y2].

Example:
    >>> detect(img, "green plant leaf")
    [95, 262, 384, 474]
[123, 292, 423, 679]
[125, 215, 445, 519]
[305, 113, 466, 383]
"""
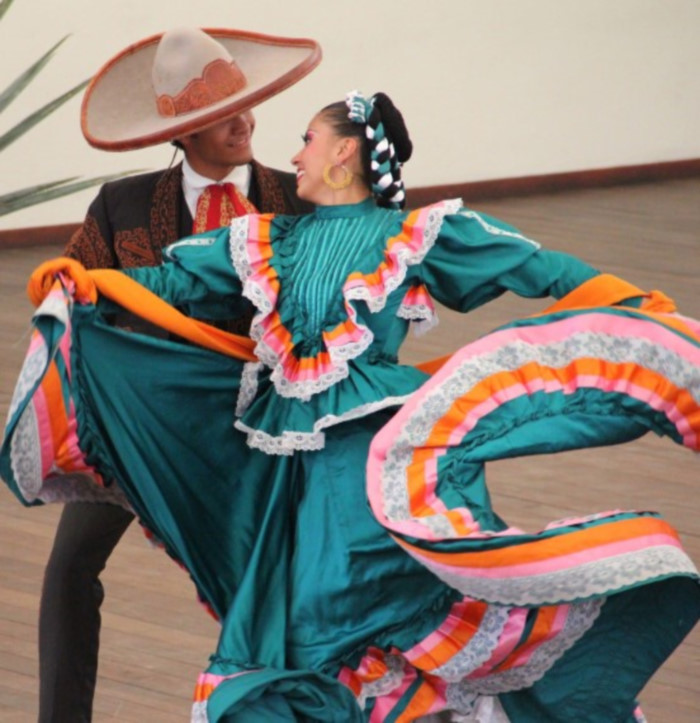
[0, 0, 15, 23]
[0, 177, 83, 205]
[0, 78, 89, 153]
[0, 171, 141, 217]
[0, 36, 70, 114]
[0, 6, 151, 220]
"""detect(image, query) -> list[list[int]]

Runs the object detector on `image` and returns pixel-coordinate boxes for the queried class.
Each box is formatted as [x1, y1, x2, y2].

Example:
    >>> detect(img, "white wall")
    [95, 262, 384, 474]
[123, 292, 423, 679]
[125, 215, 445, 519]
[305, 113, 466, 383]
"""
[2, 0, 699, 229]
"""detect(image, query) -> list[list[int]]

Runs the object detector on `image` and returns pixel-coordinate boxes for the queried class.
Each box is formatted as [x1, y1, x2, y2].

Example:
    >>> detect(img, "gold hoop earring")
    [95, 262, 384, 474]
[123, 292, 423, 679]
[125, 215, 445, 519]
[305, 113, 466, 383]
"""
[323, 164, 353, 190]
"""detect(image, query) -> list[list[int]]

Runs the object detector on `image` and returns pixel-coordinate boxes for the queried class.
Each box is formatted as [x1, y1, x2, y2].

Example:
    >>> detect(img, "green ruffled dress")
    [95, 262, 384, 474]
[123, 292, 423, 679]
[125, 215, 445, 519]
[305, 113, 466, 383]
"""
[3, 198, 698, 721]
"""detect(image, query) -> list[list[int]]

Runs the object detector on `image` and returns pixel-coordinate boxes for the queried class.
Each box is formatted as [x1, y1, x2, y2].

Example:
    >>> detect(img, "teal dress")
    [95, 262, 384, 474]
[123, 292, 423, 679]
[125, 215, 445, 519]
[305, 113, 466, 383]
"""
[125, 198, 595, 452]
[2, 198, 698, 721]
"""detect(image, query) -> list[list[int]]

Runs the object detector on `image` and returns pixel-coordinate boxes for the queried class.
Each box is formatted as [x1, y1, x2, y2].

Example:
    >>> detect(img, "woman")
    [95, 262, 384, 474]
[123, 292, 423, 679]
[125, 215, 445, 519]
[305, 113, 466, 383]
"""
[4, 91, 700, 722]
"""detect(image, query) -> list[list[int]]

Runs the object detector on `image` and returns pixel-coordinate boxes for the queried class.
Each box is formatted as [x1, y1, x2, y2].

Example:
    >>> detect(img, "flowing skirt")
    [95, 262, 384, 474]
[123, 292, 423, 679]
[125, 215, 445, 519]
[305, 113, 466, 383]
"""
[2, 281, 699, 722]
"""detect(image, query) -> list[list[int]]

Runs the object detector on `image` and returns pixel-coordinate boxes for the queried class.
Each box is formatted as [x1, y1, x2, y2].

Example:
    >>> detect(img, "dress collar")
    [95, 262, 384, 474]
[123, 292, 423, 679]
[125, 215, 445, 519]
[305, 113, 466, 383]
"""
[313, 197, 377, 219]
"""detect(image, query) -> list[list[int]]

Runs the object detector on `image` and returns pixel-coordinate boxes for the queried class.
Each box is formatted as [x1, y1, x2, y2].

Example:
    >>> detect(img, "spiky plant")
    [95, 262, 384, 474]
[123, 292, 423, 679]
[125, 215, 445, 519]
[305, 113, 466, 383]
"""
[0, 0, 135, 217]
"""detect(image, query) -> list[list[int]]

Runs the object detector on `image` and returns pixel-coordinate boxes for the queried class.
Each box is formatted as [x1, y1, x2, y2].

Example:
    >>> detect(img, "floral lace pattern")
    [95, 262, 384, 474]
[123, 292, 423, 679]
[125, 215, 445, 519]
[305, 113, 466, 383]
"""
[234, 394, 413, 455]
[7, 333, 48, 424]
[9, 403, 43, 501]
[429, 545, 697, 607]
[430, 605, 511, 682]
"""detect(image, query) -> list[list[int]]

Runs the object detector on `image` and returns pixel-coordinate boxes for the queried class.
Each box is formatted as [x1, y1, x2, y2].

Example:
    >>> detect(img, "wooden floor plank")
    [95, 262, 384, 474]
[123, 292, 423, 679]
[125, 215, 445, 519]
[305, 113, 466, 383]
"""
[1, 178, 699, 719]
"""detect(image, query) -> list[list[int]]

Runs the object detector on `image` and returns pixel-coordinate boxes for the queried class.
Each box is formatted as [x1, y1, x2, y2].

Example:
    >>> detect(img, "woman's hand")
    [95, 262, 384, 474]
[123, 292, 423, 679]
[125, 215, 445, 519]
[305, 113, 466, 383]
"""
[27, 257, 98, 307]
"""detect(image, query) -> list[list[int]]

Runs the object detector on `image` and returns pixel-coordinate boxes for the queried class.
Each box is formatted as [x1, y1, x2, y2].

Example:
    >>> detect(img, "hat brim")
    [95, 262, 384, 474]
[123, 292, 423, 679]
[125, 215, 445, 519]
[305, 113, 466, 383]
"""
[81, 28, 322, 151]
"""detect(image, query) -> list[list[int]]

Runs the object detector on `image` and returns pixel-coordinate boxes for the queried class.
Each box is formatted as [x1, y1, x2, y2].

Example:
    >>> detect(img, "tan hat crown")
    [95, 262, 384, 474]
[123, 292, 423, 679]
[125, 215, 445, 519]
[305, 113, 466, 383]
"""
[152, 28, 247, 118]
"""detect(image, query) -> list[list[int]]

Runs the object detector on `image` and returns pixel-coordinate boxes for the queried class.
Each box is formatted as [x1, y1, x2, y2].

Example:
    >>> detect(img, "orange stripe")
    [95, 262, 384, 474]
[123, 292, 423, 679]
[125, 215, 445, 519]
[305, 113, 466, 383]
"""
[409, 601, 488, 671]
[536, 275, 700, 339]
[193, 681, 216, 703]
[42, 362, 71, 468]
[494, 605, 559, 672]
[537, 274, 652, 315]
[395, 677, 440, 722]
[423, 358, 693, 450]
[415, 354, 451, 375]
[395, 515, 679, 568]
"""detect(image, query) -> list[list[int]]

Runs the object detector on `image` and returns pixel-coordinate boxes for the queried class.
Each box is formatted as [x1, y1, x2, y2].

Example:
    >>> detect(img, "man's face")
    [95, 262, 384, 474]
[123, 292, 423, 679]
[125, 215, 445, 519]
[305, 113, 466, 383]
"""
[178, 111, 256, 180]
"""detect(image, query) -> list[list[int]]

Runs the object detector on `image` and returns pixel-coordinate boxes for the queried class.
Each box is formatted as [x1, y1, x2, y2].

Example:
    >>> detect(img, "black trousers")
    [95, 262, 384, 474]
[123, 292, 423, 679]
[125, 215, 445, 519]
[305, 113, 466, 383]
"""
[38, 502, 134, 723]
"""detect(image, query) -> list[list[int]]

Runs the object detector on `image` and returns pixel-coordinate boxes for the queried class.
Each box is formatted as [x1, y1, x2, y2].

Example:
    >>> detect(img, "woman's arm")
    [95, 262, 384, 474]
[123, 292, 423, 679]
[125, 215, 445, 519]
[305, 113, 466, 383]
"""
[121, 227, 245, 319]
[421, 208, 599, 312]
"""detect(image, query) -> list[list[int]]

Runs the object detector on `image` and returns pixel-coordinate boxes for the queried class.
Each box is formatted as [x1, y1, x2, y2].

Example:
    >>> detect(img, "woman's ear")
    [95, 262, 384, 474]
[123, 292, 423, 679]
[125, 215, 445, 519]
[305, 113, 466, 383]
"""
[336, 136, 359, 165]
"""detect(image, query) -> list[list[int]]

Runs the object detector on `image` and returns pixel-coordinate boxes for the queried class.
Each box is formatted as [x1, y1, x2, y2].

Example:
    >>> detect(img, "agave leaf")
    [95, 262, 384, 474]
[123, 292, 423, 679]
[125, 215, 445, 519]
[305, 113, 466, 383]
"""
[0, 78, 88, 153]
[0, 171, 141, 217]
[0, 177, 82, 205]
[0, 0, 15, 23]
[0, 36, 70, 114]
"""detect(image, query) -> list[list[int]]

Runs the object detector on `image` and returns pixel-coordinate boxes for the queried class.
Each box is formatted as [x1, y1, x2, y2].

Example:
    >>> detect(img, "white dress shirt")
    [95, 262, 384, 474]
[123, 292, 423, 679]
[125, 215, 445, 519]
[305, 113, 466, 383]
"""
[181, 159, 253, 219]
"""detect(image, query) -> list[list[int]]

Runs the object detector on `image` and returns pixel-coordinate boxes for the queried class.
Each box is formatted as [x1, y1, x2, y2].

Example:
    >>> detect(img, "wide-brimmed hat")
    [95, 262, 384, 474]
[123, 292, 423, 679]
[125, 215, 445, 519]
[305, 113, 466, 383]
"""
[81, 26, 322, 151]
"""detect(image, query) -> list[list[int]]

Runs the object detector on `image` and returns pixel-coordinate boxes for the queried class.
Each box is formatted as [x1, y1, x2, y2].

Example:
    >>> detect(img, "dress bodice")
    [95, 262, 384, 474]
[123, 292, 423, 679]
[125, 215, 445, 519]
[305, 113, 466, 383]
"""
[123, 197, 599, 453]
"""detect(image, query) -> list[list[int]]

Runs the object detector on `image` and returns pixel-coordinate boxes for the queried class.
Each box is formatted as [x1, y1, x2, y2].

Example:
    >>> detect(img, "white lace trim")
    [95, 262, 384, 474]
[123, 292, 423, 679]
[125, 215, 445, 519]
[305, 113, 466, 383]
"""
[460, 209, 540, 248]
[397, 302, 440, 337]
[420, 544, 697, 608]
[431, 605, 511, 682]
[190, 701, 207, 723]
[39, 472, 132, 509]
[164, 235, 217, 258]
[235, 361, 263, 416]
[228, 202, 461, 402]
[236, 393, 413, 455]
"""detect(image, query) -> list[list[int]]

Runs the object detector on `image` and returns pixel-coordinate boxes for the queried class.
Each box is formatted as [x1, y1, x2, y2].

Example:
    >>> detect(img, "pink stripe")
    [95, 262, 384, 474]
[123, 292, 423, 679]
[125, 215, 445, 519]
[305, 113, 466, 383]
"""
[446, 373, 696, 450]
[506, 604, 569, 670]
[402, 599, 473, 661]
[63, 398, 89, 473]
[196, 670, 250, 686]
[31, 386, 56, 479]
[250, 274, 279, 304]
[27, 330, 44, 355]
[469, 605, 569, 678]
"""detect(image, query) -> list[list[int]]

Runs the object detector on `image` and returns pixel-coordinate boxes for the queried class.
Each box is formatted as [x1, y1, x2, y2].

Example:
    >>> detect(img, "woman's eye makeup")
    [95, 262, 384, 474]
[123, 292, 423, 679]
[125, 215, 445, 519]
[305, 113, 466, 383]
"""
[301, 131, 313, 144]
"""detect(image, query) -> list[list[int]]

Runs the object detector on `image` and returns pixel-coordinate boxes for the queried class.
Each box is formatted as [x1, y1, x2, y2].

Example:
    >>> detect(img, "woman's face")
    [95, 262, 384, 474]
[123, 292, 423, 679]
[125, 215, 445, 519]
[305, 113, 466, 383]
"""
[291, 113, 344, 204]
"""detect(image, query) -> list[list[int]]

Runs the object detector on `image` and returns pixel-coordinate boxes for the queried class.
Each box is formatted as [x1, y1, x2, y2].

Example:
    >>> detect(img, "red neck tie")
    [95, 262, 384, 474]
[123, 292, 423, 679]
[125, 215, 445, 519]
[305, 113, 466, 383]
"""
[192, 182, 259, 233]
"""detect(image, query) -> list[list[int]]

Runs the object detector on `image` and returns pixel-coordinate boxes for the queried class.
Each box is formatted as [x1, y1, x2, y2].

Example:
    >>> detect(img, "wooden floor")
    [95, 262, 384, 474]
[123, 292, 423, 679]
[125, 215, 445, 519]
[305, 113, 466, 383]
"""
[1, 178, 699, 721]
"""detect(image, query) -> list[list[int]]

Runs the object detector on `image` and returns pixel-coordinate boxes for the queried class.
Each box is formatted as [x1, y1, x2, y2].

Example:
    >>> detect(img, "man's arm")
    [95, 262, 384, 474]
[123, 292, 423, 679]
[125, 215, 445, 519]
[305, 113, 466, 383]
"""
[64, 186, 118, 269]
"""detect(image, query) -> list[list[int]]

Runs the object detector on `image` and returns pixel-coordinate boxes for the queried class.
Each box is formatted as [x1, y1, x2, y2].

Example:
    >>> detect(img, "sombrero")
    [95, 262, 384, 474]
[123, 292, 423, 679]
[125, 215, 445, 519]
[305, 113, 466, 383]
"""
[81, 26, 322, 151]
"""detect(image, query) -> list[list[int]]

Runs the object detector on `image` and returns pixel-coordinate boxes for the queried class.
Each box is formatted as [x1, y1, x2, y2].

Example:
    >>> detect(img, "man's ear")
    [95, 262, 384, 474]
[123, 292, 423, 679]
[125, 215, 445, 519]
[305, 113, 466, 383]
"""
[176, 133, 195, 151]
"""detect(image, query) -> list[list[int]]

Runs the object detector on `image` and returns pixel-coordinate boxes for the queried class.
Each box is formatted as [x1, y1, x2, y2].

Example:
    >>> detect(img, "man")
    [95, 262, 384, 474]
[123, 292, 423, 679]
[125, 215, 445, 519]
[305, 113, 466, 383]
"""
[38, 26, 320, 722]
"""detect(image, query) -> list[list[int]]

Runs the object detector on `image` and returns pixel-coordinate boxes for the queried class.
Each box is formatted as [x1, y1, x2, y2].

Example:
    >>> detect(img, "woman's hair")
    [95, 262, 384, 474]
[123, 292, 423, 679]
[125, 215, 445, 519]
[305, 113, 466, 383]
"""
[320, 92, 413, 209]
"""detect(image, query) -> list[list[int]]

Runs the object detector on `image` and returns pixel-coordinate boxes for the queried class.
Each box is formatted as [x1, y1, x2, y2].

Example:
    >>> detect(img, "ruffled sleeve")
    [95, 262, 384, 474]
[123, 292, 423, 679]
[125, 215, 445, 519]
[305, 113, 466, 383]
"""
[419, 206, 600, 313]
[121, 225, 245, 320]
